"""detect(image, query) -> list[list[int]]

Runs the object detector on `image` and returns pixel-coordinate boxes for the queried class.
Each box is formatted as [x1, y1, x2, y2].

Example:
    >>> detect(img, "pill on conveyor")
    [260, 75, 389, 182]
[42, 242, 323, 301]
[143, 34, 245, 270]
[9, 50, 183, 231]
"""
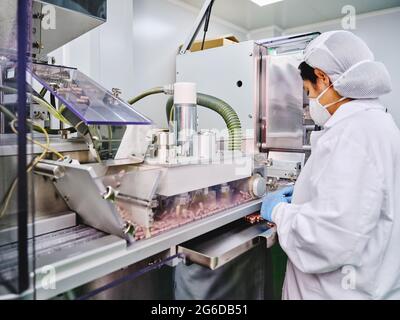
[175, 205, 182, 217]
[76, 98, 90, 105]
[71, 86, 83, 92]
[57, 88, 72, 93]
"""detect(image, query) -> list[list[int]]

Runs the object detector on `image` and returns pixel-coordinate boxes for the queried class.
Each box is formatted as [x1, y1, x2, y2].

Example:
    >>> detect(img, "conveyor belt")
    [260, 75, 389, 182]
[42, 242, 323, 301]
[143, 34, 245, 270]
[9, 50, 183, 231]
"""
[0, 225, 106, 284]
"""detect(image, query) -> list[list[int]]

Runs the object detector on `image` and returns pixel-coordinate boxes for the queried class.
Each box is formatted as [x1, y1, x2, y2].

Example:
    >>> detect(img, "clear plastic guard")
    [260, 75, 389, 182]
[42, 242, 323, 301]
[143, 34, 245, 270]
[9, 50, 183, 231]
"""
[29, 63, 152, 126]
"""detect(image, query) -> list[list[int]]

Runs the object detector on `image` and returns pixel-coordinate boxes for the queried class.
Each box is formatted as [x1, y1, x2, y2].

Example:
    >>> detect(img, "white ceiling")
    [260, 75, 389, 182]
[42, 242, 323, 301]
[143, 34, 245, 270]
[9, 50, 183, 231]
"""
[179, 0, 400, 31]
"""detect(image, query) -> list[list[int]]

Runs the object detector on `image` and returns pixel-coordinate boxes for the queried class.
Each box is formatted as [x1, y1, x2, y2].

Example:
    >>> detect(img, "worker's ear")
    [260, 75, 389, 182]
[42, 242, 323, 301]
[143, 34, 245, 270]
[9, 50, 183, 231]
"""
[314, 68, 331, 87]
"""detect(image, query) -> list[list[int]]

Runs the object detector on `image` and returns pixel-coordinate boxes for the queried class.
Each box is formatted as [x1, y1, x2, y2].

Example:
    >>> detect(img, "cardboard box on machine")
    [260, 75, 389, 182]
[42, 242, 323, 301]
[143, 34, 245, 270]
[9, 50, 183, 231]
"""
[180, 35, 239, 53]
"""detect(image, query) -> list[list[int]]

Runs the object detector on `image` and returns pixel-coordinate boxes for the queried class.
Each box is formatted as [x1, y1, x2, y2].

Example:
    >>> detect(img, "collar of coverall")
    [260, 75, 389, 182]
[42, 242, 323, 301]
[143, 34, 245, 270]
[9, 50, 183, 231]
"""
[324, 98, 386, 129]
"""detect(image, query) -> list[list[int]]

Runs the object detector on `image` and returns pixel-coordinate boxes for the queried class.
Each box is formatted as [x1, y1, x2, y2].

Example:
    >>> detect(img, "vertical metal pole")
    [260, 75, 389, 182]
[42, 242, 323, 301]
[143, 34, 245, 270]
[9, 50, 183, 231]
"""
[17, 0, 29, 294]
[0, 64, 4, 134]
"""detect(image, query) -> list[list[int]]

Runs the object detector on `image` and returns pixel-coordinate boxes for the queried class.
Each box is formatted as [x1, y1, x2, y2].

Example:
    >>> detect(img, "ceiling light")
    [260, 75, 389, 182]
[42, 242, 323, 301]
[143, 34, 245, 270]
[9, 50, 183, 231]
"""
[250, 0, 284, 7]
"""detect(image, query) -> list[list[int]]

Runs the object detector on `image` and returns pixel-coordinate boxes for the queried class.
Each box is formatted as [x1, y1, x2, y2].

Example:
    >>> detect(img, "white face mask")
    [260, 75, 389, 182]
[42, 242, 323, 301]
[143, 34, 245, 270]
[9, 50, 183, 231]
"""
[309, 83, 346, 127]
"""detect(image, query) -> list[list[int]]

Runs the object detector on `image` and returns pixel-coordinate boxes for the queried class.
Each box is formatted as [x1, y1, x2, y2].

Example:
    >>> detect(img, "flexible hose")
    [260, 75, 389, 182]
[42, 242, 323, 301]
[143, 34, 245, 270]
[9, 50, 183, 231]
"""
[128, 87, 164, 105]
[0, 104, 41, 132]
[1, 119, 65, 218]
[0, 104, 76, 135]
[0, 85, 71, 125]
[0, 104, 17, 122]
[166, 94, 242, 151]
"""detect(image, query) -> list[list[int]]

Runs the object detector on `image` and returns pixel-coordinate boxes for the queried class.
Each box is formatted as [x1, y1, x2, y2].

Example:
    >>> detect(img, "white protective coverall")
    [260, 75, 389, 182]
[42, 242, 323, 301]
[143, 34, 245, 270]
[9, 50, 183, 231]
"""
[273, 99, 400, 300]
[272, 31, 400, 300]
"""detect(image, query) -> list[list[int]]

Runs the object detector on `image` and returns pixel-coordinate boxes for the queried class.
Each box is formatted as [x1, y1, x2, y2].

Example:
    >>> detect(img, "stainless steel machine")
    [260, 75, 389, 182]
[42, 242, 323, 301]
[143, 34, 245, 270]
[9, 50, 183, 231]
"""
[0, 0, 318, 300]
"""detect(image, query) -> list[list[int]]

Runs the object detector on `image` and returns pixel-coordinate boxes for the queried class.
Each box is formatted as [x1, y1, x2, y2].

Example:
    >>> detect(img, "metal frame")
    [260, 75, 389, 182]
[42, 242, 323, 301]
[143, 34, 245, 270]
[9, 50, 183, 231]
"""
[2, 199, 263, 300]
[0, 63, 4, 134]
[256, 44, 268, 152]
[256, 32, 320, 48]
[16, 0, 31, 294]
[0, 212, 76, 247]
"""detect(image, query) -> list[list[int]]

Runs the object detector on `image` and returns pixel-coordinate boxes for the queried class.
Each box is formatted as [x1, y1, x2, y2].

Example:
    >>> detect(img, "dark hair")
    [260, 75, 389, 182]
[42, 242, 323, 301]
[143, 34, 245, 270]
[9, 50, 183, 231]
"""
[298, 62, 317, 84]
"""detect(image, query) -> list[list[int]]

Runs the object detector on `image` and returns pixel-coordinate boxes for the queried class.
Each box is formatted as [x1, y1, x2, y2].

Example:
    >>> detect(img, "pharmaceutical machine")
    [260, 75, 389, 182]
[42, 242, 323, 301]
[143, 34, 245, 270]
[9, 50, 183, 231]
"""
[0, 0, 318, 299]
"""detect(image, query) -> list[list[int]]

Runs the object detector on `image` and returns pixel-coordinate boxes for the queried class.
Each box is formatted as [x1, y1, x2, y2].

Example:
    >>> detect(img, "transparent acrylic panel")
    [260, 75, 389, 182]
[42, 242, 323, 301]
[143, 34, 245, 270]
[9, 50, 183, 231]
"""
[257, 33, 321, 152]
[97, 167, 255, 242]
[29, 63, 152, 126]
[264, 54, 304, 150]
[0, 1, 35, 297]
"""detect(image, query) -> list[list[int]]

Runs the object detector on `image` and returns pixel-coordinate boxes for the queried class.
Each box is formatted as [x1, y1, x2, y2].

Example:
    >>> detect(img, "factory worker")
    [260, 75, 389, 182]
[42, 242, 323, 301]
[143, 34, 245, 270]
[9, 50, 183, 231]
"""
[261, 30, 400, 300]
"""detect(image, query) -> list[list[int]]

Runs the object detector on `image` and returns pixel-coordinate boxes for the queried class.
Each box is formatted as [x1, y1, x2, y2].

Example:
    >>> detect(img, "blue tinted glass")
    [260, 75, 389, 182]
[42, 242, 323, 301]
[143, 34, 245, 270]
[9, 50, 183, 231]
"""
[30, 63, 152, 126]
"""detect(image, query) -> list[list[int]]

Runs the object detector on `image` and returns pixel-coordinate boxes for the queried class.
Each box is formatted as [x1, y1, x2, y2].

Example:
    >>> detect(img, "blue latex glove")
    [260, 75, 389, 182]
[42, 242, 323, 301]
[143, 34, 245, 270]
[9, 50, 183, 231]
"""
[261, 186, 294, 222]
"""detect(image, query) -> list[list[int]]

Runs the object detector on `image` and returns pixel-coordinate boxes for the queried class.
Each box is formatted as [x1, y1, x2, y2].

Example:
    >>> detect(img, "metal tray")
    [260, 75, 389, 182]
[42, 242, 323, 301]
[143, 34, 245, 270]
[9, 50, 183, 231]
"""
[177, 220, 276, 270]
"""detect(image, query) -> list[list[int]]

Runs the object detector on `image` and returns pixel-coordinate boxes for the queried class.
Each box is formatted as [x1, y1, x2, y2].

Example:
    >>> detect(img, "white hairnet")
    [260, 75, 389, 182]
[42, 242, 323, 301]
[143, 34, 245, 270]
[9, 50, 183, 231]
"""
[304, 30, 392, 99]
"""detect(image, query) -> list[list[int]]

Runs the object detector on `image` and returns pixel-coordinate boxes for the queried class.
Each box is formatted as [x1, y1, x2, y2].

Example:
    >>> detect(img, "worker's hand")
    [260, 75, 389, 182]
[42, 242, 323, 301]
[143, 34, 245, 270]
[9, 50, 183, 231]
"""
[261, 186, 294, 222]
